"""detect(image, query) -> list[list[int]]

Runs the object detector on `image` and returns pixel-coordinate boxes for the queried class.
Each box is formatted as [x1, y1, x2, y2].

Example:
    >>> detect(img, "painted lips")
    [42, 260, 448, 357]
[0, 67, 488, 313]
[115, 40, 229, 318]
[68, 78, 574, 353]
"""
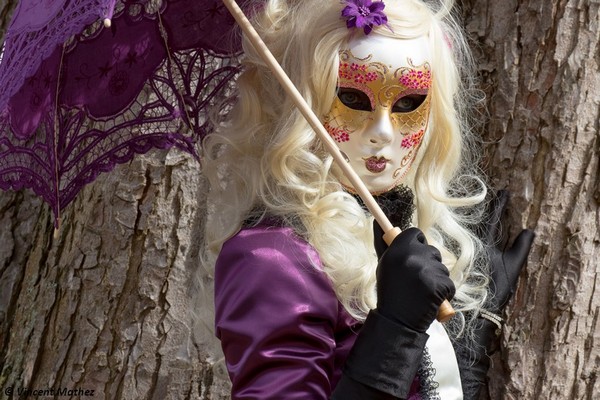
[364, 156, 389, 173]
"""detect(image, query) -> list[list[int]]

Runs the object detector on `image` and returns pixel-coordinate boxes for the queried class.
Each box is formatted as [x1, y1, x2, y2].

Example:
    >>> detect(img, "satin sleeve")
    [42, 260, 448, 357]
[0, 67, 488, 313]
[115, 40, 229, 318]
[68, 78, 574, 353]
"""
[214, 226, 343, 399]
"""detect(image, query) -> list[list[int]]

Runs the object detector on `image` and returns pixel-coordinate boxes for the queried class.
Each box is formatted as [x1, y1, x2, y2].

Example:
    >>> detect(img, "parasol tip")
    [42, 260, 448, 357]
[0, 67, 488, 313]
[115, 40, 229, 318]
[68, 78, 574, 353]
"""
[53, 217, 61, 239]
[103, 18, 112, 28]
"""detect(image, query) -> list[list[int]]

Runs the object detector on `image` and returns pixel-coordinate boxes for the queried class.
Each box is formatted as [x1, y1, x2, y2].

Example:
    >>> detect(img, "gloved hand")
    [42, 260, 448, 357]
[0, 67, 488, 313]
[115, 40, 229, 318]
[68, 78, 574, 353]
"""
[461, 190, 534, 399]
[332, 222, 457, 399]
[373, 222, 456, 333]
[485, 190, 535, 314]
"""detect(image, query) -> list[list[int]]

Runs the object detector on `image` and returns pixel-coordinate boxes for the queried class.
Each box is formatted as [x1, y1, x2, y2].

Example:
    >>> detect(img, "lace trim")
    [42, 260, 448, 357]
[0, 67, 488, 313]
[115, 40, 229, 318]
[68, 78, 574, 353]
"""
[417, 347, 441, 400]
[0, 0, 117, 110]
[352, 184, 415, 229]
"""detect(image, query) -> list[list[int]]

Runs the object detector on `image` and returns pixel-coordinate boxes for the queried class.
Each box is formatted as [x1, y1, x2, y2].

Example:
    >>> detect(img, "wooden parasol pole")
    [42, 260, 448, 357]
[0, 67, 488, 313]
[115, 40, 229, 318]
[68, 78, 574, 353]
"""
[222, 0, 454, 322]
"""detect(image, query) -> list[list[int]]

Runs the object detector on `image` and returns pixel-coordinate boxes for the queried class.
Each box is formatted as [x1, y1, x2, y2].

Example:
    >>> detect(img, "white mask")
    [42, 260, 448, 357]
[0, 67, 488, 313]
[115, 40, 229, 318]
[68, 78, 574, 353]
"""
[324, 34, 432, 194]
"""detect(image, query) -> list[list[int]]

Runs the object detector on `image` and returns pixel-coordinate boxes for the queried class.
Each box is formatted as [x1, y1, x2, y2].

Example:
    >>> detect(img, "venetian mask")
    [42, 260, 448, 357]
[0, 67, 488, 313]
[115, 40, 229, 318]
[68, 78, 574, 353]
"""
[324, 34, 432, 194]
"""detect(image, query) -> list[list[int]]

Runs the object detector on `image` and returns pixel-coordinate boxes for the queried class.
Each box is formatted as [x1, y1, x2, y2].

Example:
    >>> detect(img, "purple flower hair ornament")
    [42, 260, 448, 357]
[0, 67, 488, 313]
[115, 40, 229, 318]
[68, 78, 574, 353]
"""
[341, 0, 388, 35]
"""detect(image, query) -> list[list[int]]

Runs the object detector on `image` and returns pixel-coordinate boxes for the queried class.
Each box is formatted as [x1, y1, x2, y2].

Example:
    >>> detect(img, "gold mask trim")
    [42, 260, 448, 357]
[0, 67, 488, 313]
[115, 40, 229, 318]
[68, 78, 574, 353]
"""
[323, 48, 433, 192]
[327, 49, 432, 144]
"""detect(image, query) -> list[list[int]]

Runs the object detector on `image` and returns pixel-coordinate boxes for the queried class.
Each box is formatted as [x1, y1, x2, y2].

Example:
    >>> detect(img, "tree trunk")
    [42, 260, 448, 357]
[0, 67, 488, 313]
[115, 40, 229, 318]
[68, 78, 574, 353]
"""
[462, 0, 600, 398]
[1, 0, 598, 399]
[0, 149, 231, 399]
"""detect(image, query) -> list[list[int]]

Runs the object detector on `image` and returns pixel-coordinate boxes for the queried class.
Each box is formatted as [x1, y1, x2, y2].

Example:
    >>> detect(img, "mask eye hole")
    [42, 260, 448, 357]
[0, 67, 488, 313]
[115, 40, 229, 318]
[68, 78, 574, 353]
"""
[337, 88, 373, 111]
[392, 94, 427, 113]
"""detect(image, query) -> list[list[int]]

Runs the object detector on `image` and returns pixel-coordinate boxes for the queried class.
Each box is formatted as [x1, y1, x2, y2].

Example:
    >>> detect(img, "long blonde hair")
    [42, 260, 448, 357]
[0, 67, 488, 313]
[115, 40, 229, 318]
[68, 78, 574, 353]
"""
[202, 0, 488, 336]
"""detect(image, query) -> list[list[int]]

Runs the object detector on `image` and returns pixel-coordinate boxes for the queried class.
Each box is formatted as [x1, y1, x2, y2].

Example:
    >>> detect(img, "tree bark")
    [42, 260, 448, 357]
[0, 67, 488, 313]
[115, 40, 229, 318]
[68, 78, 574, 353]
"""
[0, 150, 231, 399]
[462, 0, 600, 398]
[1, 0, 599, 399]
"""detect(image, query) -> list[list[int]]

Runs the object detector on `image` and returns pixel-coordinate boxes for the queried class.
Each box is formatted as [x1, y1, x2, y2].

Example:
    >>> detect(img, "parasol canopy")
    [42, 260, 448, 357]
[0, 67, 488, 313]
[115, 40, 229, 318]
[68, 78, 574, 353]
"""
[0, 0, 249, 226]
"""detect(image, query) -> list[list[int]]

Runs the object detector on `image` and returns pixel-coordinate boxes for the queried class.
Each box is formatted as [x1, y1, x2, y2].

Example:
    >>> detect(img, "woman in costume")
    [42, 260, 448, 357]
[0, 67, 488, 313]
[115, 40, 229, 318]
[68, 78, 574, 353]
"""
[202, 0, 533, 398]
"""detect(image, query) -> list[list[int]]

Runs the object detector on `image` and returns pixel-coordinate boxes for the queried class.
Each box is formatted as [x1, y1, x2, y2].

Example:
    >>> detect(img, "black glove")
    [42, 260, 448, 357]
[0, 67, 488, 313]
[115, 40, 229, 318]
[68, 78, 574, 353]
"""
[485, 190, 535, 313]
[373, 222, 456, 333]
[332, 222, 456, 399]
[460, 190, 534, 399]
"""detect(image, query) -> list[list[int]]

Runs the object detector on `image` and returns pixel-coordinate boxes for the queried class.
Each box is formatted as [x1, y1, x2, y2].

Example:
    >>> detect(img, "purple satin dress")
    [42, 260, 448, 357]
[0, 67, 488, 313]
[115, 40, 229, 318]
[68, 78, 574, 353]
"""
[215, 223, 361, 399]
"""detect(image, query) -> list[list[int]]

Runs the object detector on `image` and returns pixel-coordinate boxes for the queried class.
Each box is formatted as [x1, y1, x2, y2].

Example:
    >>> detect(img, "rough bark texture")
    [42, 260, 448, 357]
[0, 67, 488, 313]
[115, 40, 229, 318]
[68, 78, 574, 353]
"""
[462, 0, 600, 398]
[0, 149, 231, 399]
[0, 1, 232, 398]
[0, 0, 598, 399]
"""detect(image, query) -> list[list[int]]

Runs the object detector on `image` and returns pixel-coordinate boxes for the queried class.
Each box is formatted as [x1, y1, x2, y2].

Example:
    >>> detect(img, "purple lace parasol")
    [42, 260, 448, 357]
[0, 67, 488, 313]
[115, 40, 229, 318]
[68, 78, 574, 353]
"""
[0, 0, 250, 226]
